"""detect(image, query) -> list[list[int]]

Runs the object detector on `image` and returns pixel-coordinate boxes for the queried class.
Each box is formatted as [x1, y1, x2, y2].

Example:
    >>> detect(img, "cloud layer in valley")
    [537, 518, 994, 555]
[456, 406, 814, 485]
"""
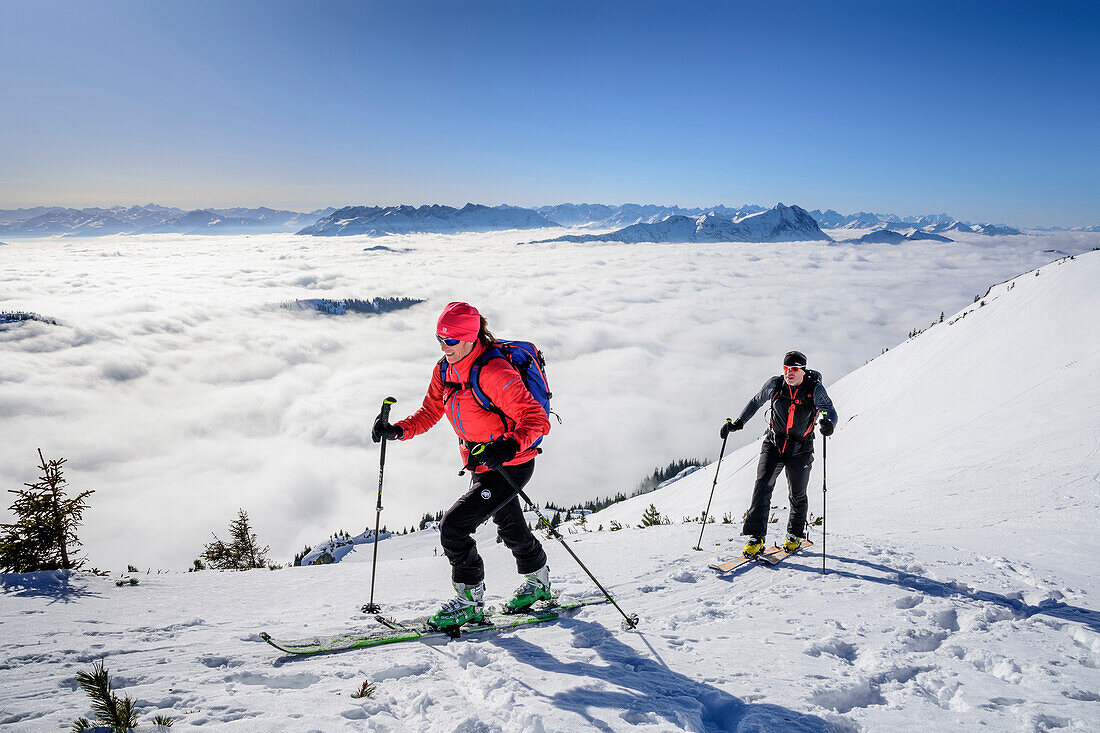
[1, 229, 1094, 569]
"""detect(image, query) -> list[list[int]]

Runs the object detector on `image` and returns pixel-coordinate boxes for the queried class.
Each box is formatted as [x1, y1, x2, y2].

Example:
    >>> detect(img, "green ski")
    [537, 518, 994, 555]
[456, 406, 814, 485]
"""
[259, 595, 609, 655]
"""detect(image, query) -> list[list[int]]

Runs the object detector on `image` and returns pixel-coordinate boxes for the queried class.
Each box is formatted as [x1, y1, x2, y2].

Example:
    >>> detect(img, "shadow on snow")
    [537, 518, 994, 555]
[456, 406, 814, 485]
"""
[0, 570, 102, 604]
[784, 553, 1099, 633]
[491, 617, 834, 733]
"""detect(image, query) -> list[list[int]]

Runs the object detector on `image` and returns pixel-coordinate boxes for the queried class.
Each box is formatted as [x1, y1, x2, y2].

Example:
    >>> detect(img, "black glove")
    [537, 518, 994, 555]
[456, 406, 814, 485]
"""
[720, 418, 744, 439]
[476, 438, 519, 470]
[818, 417, 834, 437]
[372, 418, 404, 443]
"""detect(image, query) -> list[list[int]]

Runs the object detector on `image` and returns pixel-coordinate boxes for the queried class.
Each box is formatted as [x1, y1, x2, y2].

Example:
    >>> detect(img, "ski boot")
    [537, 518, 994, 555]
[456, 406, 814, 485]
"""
[503, 565, 551, 613]
[782, 535, 804, 553]
[743, 537, 766, 558]
[428, 581, 485, 630]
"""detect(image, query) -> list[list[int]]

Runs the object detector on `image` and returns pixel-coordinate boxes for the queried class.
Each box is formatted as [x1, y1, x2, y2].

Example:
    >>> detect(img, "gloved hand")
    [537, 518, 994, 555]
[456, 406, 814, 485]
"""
[372, 418, 404, 443]
[818, 417, 834, 437]
[720, 418, 744, 439]
[476, 438, 519, 470]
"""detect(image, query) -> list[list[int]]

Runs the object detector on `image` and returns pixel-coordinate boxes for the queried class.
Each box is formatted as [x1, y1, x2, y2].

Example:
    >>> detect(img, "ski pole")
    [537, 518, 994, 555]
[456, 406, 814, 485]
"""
[693, 420, 732, 551]
[471, 444, 640, 630]
[821, 430, 827, 577]
[362, 396, 397, 614]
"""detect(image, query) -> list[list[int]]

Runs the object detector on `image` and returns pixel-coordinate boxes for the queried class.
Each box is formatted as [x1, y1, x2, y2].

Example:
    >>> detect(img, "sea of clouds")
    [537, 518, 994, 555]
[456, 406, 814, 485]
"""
[2, 228, 1094, 570]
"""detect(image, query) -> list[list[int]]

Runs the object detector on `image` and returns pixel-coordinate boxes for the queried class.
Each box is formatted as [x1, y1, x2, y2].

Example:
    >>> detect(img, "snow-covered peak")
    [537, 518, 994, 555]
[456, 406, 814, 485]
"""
[532, 203, 832, 244]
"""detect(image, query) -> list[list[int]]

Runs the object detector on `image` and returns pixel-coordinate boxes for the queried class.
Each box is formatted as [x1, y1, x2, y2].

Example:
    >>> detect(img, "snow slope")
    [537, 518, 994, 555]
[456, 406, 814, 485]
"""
[2, 253, 1097, 731]
[589, 251, 1099, 574]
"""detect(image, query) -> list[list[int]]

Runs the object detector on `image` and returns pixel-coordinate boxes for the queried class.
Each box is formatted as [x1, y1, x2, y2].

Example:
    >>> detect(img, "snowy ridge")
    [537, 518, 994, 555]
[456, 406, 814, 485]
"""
[535, 203, 768, 228]
[298, 203, 559, 236]
[808, 208, 1023, 236]
[532, 203, 832, 244]
[839, 227, 954, 244]
[299, 528, 393, 566]
[0, 204, 328, 237]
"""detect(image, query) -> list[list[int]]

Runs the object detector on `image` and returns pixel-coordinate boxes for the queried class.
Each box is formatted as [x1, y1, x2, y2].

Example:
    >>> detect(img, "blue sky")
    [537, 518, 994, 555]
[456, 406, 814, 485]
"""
[1, 0, 1096, 226]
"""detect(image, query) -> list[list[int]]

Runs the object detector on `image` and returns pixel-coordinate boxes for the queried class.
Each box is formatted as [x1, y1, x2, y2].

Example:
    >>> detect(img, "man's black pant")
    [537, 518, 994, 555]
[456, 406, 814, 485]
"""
[741, 442, 814, 541]
[439, 460, 547, 586]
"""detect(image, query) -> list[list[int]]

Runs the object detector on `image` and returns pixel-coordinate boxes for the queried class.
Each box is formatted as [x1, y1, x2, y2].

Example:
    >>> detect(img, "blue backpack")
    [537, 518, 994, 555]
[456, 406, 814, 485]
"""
[438, 340, 555, 449]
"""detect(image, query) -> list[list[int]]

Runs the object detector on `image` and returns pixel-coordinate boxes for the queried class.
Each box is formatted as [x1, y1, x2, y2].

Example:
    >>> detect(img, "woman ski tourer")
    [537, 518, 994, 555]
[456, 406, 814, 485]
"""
[721, 350, 838, 558]
[371, 302, 552, 629]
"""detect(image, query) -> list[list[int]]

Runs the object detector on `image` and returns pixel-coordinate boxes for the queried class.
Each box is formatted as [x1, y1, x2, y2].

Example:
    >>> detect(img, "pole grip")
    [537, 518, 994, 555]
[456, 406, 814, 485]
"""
[380, 396, 397, 423]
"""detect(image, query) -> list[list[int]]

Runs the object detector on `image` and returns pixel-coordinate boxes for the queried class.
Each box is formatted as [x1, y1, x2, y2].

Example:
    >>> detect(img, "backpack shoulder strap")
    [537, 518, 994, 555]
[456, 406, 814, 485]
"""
[770, 375, 785, 402]
[468, 347, 505, 411]
[802, 370, 821, 396]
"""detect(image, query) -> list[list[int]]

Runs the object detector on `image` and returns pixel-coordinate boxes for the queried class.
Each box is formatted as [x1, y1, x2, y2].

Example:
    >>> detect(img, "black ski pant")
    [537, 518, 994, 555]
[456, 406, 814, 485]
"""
[741, 442, 814, 541]
[439, 459, 547, 586]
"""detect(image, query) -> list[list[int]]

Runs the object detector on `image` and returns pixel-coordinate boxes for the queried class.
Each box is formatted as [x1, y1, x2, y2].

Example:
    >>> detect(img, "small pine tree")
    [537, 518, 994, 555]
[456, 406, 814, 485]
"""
[550, 511, 561, 529]
[200, 509, 270, 570]
[70, 659, 141, 731]
[640, 504, 663, 528]
[0, 450, 94, 573]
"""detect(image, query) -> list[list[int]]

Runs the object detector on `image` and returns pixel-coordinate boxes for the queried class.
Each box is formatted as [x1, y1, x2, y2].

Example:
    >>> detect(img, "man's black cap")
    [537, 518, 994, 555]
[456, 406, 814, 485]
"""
[783, 350, 807, 368]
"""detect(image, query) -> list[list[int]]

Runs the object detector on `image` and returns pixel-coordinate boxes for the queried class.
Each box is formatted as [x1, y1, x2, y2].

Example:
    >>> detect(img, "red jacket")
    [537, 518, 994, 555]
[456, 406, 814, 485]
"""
[394, 341, 550, 472]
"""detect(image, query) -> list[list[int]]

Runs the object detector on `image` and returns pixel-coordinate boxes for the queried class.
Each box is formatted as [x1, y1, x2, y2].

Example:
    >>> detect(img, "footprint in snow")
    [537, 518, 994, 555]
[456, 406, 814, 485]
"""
[453, 646, 493, 668]
[805, 637, 858, 663]
[898, 628, 949, 653]
[932, 608, 960, 632]
[668, 569, 698, 583]
[894, 594, 923, 609]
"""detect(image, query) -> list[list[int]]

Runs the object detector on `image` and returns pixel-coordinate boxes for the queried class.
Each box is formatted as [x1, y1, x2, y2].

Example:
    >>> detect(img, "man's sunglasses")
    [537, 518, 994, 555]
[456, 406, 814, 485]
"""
[782, 364, 804, 373]
[436, 335, 461, 346]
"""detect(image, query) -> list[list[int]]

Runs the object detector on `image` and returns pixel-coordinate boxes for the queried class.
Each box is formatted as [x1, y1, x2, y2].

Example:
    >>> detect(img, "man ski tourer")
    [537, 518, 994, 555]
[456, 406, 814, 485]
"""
[721, 350, 838, 558]
[371, 302, 553, 630]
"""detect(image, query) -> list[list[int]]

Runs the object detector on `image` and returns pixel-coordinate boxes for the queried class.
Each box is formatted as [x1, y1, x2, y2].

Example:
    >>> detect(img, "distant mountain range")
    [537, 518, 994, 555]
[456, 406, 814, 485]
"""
[534, 203, 768, 228]
[1, 201, 1074, 239]
[808, 209, 1023, 236]
[839, 228, 955, 244]
[298, 204, 556, 236]
[0, 205, 334, 237]
[531, 203, 830, 244]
